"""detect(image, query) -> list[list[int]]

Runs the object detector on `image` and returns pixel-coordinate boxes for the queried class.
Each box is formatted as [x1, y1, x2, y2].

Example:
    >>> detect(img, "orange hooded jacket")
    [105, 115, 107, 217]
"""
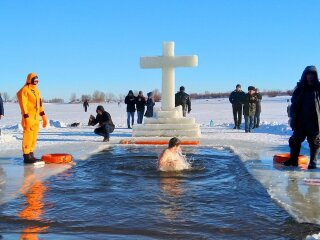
[17, 73, 45, 125]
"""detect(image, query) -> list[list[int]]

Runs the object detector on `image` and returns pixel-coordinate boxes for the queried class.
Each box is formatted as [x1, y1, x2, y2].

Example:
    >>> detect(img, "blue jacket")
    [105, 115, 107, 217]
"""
[0, 95, 3, 116]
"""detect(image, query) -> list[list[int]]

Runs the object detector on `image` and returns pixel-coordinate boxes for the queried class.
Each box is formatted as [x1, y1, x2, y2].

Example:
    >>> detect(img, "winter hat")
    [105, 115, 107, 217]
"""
[180, 86, 185, 91]
[96, 105, 105, 112]
[139, 91, 143, 95]
[128, 90, 133, 95]
[236, 84, 241, 88]
[147, 92, 152, 97]
[248, 86, 255, 91]
[301, 65, 319, 83]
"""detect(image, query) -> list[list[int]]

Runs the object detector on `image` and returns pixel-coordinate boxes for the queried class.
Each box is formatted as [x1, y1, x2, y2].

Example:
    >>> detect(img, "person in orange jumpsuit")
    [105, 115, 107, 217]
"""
[17, 73, 48, 164]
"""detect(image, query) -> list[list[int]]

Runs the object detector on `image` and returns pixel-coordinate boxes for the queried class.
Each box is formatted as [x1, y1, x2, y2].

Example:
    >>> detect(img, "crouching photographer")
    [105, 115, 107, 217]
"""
[88, 105, 115, 142]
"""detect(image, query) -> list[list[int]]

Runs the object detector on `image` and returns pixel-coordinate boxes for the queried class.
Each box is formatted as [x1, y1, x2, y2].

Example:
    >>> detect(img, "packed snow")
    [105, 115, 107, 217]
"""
[0, 96, 319, 239]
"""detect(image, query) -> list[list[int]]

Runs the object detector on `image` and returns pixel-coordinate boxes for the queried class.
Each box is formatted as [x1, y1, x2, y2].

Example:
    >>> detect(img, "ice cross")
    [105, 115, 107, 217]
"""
[140, 42, 198, 111]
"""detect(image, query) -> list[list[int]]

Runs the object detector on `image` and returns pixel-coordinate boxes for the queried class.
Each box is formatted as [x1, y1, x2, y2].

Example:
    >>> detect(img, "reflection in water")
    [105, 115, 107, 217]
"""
[286, 172, 320, 223]
[159, 173, 184, 221]
[19, 167, 49, 240]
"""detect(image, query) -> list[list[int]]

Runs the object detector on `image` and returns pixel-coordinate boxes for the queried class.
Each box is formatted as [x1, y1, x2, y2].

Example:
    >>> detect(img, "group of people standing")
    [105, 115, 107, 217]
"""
[125, 90, 155, 129]
[229, 84, 262, 132]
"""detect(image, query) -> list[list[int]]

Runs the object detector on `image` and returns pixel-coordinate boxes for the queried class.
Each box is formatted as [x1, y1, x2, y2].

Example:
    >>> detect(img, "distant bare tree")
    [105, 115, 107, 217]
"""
[81, 94, 92, 102]
[92, 90, 105, 102]
[11, 95, 17, 103]
[70, 93, 77, 103]
[105, 92, 116, 102]
[49, 98, 64, 103]
[118, 94, 125, 102]
[2, 92, 10, 102]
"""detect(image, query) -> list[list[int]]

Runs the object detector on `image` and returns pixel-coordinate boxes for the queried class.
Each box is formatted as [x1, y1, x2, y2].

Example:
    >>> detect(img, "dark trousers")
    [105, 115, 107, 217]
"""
[254, 111, 260, 127]
[137, 110, 144, 124]
[127, 112, 135, 128]
[289, 130, 320, 168]
[244, 115, 254, 132]
[232, 104, 243, 127]
[94, 125, 114, 139]
[84, 106, 88, 112]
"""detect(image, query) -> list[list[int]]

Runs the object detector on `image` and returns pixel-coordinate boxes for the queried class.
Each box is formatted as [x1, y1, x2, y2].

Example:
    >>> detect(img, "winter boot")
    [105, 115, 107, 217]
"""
[103, 137, 109, 142]
[284, 137, 300, 166]
[308, 139, 319, 169]
[30, 152, 41, 161]
[23, 154, 36, 164]
[308, 147, 318, 169]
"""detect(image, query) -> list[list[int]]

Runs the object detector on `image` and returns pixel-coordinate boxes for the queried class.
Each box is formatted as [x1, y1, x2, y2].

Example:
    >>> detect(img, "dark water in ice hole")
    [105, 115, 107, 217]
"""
[0, 146, 319, 239]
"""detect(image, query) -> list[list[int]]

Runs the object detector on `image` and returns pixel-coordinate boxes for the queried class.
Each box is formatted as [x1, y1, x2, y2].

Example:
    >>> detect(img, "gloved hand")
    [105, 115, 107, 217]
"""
[42, 115, 48, 128]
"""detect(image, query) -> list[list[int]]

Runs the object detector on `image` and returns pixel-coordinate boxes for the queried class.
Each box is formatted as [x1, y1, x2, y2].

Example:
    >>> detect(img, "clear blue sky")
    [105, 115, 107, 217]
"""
[1, 0, 319, 100]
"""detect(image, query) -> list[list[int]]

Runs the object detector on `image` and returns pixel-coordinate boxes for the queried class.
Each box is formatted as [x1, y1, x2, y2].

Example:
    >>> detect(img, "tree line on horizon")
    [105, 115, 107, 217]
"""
[0, 89, 293, 104]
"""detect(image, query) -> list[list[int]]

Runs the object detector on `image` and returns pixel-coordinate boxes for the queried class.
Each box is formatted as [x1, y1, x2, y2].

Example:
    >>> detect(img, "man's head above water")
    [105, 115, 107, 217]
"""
[168, 137, 181, 149]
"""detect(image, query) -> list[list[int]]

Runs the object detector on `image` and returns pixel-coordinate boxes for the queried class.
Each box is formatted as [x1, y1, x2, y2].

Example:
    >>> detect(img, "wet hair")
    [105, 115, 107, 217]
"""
[168, 137, 181, 148]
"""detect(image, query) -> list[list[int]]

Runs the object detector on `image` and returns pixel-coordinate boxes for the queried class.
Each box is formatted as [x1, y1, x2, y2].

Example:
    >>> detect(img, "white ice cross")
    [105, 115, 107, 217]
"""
[140, 42, 198, 111]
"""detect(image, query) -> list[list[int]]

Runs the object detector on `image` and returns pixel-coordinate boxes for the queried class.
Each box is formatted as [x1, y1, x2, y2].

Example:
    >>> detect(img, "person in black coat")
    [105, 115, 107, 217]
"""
[136, 91, 146, 124]
[229, 84, 246, 129]
[125, 90, 136, 129]
[83, 100, 89, 112]
[253, 88, 262, 128]
[88, 105, 115, 142]
[284, 66, 320, 169]
[175, 86, 191, 117]
[243, 86, 257, 133]
[0, 93, 3, 136]
[145, 92, 155, 118]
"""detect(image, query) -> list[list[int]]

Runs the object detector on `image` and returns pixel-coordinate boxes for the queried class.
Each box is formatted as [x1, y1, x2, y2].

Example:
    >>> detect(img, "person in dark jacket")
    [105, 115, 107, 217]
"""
[125, 90, 136, 129]
[229, 84, 246, 129]
[145, 92, 155, 118]
[0, 93, 3, 136]
[88, 105, 115, 142]
[284, 66, 320, 169]
[136, 91, 146, 124]
[0, 93, 3, 119]
[243, 86, 257, 133]
[253, 88, 262, 128]
[83, 100, 89, 112]
[175, 86, 191, 117]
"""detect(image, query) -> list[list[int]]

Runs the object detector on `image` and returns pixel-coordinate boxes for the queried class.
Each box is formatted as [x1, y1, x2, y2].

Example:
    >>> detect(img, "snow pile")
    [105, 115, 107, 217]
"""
[49, 119, 67, 128]
[0, 133, 16, 143]
[3, 124, 23, 131]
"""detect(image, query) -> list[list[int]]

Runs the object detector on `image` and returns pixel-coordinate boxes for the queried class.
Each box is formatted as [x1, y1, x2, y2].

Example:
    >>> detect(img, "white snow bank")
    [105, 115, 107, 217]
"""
[0, 133, 17, 143]
[48, 119, 67, 128]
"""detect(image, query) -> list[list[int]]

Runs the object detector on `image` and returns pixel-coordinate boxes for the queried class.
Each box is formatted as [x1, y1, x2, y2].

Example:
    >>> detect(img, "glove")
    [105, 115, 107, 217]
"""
[42, 115, 48, 128]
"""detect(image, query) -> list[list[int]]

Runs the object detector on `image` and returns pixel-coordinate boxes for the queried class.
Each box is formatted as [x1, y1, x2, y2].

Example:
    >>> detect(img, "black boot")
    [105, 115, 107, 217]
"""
[308, 145, 319, 169]
[30, 152, 41, 161]
[23, 154, 36, 164]
[284, 137, 300, 166]
[103, 137, 109, 142]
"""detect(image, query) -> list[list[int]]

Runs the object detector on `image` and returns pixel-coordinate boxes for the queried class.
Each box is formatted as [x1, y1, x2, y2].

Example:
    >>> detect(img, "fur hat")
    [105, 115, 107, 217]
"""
[248, 86, 255, 91]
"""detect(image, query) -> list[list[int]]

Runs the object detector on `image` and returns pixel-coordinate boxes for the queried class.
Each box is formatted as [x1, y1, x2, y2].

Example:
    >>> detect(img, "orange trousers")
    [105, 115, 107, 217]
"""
[22, 122, 39, 154]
